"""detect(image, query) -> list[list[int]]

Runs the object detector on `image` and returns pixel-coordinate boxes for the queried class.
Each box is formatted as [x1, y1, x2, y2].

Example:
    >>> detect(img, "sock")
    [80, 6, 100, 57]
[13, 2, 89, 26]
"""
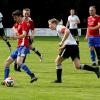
[80, 64, 97, 72]
[20, 64, 32, 76]
[32, 48, 41, 57]
[56, 64, 62, 81]
[56, 69, 62, 82]
[6, 41, 11, 47]
[90, 50, 96, 63]
[4, 67, 10, 80]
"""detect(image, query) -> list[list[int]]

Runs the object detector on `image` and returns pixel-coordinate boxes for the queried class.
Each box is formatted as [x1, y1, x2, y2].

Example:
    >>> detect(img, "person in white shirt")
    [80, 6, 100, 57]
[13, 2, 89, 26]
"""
[66, 9, 80, 45]
[48, 18, 100, 83]
[0, 12, 11, 52]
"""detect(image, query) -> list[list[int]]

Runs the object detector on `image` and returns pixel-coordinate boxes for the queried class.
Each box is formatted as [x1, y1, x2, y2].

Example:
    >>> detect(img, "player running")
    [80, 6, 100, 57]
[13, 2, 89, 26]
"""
[13, 8, 43, 71]
[0, 12, 11, 52]
[66, 9, 80, 46]
[48, 18, 100, 83]
[1, 10, 38, 85]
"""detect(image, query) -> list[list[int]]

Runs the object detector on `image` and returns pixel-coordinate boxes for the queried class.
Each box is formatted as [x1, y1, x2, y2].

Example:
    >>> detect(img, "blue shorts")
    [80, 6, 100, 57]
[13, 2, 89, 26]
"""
[11, 46, 30, 59]
[88, 36, 100, 47]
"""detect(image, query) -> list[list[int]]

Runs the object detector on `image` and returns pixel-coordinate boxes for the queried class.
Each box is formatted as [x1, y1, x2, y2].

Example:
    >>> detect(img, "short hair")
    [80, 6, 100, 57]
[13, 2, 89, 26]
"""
[23, 8, 30, 12]
[89, 6, 96, 9]
[48, 18, 59, 24]
[12, 10, 22, 17]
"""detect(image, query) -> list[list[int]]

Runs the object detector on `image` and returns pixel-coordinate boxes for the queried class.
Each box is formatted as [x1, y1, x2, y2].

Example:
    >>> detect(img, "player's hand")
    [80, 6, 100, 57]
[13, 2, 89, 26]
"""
[59, 45, 65, 52]
[88, 27, 94, 30]
[59, 41, 63, 47]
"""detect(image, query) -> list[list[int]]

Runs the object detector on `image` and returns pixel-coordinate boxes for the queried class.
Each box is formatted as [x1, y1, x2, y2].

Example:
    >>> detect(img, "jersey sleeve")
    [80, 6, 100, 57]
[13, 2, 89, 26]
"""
[60, 26, 68, 34]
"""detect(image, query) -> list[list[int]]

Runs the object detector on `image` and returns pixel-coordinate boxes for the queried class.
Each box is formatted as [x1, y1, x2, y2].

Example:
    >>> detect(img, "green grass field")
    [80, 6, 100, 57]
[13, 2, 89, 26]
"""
[0, 36, 100, 100]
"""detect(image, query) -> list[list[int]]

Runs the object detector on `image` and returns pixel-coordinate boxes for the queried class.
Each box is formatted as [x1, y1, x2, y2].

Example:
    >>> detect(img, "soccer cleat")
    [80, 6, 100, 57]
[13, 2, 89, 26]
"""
[52, 80, 62, 83]
[39, 56, 43, 62]
[95, 67, 100, 78]
[30, 76, 38, 83]
[92, 63, 97, 66]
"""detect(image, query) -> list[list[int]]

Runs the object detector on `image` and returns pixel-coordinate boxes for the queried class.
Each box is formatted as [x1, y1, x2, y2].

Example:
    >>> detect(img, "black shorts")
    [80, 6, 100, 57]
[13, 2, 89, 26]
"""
[59, 45, 80, 61]
[0, 28, 5, 36]
[70, 29, 78, 36]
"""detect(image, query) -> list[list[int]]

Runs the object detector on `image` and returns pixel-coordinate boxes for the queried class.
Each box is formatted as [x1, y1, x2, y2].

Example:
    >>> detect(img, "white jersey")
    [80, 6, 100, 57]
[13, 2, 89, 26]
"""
[56, 24, 77, 45]
[0, 12, 3, 28]
[68, 15, 80, 29]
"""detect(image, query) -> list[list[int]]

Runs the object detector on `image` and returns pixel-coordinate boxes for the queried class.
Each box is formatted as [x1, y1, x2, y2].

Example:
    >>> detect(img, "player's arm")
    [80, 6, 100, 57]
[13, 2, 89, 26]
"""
[76, 16, 80, 24]
[59, 28, 70, 46]
[88, 22, 100, 30]
[85, 28, 89, 40]
[13, 31, 27, 39]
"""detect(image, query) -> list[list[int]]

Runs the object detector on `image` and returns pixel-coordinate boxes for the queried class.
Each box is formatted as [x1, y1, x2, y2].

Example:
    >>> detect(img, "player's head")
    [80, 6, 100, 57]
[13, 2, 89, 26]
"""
[23, 8, 31, 18]
[12, 10, 23, 23]
[70, 9, 75, 15]
[89, 6, 96, 16]
[48, 18, 59, 30]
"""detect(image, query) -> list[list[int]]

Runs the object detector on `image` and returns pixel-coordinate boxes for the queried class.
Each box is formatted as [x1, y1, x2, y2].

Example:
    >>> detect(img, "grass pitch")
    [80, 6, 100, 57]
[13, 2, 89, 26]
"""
[0, 36, 100, 100]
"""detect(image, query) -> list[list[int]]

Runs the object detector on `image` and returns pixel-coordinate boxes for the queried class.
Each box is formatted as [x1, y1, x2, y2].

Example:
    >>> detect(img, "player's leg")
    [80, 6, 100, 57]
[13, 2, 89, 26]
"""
[1, 50, 17, 85]
[17, 47, 38, 83]
[30, 44, 43, 62]
[90, 46, 96, 66]
[0, 28, 11, 52]
[14, 59, 18, 71]
[54, 55, 65, 83]
[4, 56, 14, 80]
[95, 47, 100, 66]
[29, 38, 43, 62]
[88, 37, 96, 66]
[71, 45, 100, 78]
[94, 37, 100, 66]
[53, 45, 68, 83]
[14, 55, 26, 72]
[17, 56, 37, 83]
[73, 57, 100, 78]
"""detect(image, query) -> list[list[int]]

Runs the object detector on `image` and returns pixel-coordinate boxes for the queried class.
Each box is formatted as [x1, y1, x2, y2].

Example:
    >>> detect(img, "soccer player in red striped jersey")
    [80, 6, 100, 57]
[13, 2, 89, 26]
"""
[86, 6, 100, 66]
[14, 8, 43, 71]
[1, 10, 37, 85]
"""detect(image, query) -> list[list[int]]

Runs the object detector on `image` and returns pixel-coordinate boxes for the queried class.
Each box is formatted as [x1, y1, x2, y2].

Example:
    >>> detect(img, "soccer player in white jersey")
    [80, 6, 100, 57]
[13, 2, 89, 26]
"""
[48, 18, 100, 83]
[0, 12, 11, 52]
[66, 9, 80, 45]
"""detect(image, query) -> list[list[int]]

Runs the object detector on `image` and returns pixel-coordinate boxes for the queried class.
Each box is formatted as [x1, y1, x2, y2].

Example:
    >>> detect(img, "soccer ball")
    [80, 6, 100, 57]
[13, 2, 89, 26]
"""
[4, 77, 14, 87]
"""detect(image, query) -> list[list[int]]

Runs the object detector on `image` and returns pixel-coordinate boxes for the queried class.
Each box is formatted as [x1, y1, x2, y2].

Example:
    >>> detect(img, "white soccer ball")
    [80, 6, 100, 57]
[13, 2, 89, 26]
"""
[4, 77, 14, 87]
